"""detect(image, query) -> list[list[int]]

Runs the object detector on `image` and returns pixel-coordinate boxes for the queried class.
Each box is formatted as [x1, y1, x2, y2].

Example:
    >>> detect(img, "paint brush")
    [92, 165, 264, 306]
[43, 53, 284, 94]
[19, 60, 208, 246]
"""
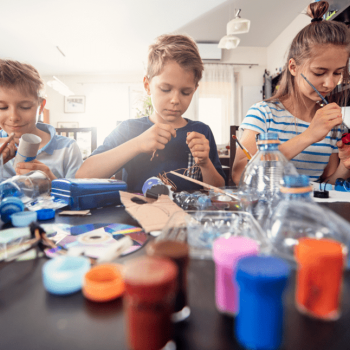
[0, 133, 15, 156]
[169, 171, 240, 201]
[300, 73, 328, 105]
[232, 135, 252, 160]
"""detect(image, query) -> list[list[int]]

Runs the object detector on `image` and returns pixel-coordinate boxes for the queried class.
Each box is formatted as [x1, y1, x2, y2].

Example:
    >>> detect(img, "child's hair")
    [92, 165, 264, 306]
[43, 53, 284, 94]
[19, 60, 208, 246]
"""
[267, 1, 350, 107]
[0, 59, 45, 101]
[147, 34, 204, 86]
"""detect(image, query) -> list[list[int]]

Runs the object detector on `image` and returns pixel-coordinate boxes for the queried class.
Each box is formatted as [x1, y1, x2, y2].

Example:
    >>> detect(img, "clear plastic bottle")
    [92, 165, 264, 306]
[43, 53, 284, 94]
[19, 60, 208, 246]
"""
[238, 132, 298, 222]
[266, 174, 350, 267]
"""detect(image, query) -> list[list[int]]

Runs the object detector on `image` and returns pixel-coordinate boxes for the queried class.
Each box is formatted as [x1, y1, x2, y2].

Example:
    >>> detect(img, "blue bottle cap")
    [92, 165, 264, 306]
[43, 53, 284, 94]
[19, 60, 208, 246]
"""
[259, 132, 279, 141]
[0, 197, 24, 223]
[283, 174, 310, 188]
[36, 208, 55, 221]
[42, 256, 91, 295]
[11, 211, 37, 227]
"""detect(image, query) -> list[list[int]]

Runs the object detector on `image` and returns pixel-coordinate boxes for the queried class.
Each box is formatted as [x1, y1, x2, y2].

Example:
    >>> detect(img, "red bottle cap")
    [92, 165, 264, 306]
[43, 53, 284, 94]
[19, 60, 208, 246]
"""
[341, 133, 350, 145]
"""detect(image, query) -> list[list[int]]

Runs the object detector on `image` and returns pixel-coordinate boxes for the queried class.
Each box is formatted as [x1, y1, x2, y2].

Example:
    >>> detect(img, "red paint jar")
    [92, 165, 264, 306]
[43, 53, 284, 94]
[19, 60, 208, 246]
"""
[123, 256, 178, 350]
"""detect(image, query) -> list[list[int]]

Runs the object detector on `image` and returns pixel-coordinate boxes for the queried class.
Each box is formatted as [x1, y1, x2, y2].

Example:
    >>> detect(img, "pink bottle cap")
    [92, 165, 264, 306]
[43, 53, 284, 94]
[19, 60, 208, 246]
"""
[213, 236, 259, 266]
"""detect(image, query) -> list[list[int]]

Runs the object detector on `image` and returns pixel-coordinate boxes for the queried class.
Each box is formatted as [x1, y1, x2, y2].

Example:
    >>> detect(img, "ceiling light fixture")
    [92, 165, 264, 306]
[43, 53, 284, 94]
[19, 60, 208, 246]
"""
[227, 9, 250, 35]
[218, 35, 240, 49]
[47, 76, 74, 97]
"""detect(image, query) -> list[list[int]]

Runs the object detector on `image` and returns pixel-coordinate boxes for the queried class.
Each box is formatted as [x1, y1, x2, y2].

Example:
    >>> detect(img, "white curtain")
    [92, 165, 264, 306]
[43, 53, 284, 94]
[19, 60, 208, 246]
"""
[185, 64, 236, 146]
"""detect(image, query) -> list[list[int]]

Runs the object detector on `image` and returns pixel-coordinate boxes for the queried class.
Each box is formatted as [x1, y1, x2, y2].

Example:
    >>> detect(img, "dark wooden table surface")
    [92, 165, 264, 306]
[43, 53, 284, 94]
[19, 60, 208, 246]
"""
[0, 202, 349, 350]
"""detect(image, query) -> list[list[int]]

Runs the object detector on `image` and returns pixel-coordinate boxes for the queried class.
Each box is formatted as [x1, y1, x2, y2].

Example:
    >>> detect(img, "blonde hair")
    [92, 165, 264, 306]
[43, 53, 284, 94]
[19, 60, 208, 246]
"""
[0, 59, 45, 101]
[267, 1, 350, 107]
[147, 34, 204, 85]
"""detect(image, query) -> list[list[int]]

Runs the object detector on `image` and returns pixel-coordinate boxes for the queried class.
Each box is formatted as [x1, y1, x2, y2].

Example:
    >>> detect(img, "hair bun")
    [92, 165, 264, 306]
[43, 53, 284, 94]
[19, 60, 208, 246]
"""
[307, 1, 329, 20]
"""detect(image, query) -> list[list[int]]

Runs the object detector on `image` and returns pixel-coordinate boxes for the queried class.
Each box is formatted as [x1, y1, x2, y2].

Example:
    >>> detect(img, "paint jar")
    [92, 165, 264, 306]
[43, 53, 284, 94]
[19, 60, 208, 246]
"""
[146, 240, 190, 322]
[123, 256, 178, 350]
[294, 238, 345, 320]
[212, 236, 259, 315]
[235, 256, 290, 350]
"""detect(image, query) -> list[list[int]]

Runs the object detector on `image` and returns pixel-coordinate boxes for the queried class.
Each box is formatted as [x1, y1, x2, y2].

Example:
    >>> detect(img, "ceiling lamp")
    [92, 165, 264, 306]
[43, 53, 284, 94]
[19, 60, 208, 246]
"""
[218, 35, 240, 50]
[47, 76, 74, 97]
[227, 9, 250, 35]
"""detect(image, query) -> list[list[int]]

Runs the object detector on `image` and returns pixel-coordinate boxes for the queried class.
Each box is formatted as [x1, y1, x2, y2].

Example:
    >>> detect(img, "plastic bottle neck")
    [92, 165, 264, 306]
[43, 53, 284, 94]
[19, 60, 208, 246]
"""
[280, 185, 313, 200]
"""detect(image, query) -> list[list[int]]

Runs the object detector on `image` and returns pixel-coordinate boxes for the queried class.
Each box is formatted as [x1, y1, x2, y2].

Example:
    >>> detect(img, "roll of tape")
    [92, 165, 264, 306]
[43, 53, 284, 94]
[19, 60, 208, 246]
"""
[83, 264, 125, 302]
[77, 231, 114, 245]
[42, 256, 91, 295]
[11, 211, 37, 227]
[0, 197, 24, 223]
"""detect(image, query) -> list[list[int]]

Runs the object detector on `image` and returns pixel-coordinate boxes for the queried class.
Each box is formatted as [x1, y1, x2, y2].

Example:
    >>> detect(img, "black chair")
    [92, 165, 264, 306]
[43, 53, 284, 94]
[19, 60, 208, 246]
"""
[56, 127, 97, 159]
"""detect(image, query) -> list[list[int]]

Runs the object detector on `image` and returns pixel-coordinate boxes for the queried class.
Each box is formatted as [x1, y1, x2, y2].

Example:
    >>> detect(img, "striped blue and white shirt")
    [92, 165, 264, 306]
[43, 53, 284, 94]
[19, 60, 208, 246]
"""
[240, 101, 342, 181]
[0, 123, 83, 179]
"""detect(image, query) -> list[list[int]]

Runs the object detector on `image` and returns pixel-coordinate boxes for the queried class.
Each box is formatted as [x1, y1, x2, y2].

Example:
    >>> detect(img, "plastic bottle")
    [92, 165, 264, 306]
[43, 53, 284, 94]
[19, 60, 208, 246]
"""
[238, 132, 298, 223]
[266, 174, 350, 267]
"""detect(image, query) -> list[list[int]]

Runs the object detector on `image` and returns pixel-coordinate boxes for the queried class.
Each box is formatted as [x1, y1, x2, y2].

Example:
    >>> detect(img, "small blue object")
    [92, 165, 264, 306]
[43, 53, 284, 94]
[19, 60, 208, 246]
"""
[42, 256, 91, 295]
[235, 256, 290, 350]
[0, 197, 24, 223]
[259, 132, 279, 141]
[335, 178, 349, 192]
[284, 174, 310, 188]
[36, 208, 55, 221]
[11, 211, 37, 227]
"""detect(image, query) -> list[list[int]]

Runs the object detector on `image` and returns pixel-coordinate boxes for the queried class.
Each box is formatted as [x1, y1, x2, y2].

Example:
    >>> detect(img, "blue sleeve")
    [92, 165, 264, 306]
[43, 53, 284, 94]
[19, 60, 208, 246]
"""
[90, 121, 131, 157]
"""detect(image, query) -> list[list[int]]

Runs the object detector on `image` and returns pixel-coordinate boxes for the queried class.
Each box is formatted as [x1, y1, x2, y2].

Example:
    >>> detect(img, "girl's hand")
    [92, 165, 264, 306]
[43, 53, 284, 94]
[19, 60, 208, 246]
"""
[15, 160, 57, 180]
[337, 140, 350, 169]
[137, 123, 176, 154]
[306, 103, 342, 143]
[187, 131, 210, 166]
[0, 136, 17, 164]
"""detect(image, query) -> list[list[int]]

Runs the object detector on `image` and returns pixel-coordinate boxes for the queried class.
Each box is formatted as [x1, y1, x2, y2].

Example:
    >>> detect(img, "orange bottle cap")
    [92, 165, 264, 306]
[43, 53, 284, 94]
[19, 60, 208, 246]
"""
[83, 264, 125, 302]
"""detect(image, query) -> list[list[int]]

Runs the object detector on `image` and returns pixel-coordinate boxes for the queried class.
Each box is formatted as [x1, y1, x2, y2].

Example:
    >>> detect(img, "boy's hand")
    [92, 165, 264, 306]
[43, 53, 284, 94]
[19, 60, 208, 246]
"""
[0, 136, 17, 164]
[187, 131, 210, 166]
[306, 103, 342, 143]
[137, 123, 177, 154]
[16, 160, 57, 181]
[337, 140, 350, 169]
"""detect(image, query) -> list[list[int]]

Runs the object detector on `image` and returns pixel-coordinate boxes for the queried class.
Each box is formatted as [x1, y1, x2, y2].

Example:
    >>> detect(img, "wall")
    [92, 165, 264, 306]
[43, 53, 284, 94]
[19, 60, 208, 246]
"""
[267, 11, 310, 74]
[43, 73, 144, 145]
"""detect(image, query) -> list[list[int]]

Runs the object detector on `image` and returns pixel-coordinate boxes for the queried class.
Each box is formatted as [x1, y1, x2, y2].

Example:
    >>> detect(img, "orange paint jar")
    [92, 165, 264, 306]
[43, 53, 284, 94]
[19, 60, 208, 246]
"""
[294, 238, 345, 320]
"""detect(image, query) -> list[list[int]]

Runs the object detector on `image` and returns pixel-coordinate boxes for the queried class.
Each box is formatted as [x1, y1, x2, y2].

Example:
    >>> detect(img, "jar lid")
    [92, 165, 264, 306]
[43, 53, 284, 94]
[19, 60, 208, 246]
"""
[213, 236, 259, 266]
[295, 238, 344, 264]
[0, 197, 24, 223]
[124, 256, 178, 302]
[146, 240, 189, 259]
[83, 264, 125, 302]
[11, 211, 37, 227]
[36, 208, 55, 221]
[236, 256, 290, 284]
[42, 256, 91, 295]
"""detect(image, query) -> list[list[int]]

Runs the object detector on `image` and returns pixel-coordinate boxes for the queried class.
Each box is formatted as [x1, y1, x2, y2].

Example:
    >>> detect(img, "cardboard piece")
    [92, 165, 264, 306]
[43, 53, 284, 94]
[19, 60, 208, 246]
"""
[119, 191, 189, 233]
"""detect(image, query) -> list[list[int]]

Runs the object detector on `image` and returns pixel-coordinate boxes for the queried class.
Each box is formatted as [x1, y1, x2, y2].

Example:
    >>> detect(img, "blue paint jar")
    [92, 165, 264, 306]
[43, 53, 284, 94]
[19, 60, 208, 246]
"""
[235, 256, 290, 350]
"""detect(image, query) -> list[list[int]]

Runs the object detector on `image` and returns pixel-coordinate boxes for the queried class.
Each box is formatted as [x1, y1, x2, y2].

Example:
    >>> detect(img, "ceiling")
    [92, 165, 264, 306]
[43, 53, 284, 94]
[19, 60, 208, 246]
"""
[0, 0, 311, 76]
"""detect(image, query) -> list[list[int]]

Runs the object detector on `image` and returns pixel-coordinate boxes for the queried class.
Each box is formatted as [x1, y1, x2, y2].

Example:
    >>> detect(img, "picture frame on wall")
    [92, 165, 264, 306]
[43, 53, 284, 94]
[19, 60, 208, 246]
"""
[57, 122, 79, 128]
[64, 96, 85, 113]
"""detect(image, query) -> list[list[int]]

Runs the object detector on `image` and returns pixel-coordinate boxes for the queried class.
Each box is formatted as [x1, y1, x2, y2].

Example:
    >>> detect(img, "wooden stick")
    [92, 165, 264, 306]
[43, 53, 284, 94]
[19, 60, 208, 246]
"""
[169, 171, 240, 201]
[0, 133, 15, 156]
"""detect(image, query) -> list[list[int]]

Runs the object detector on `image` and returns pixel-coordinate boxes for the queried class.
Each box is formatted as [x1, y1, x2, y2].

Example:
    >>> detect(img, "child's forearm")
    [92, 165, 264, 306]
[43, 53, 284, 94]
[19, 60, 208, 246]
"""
[200, 160, 225, 188]
[75, 138, 142, 179]
[278, 130, 314, 160]
[324, 161, 350, 184]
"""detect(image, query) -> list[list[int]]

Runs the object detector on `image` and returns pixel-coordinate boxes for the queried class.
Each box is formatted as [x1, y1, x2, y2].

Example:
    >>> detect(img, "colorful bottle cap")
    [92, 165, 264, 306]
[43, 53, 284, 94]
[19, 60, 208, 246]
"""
[11, 211, 37, 227]
[83, 264, 125, 302]
[36, 208, 55, 221]
[235, 256, 290, 350]
[294, 238, 344, 320]
[42, 256, 91, 295]
[0, 197, 24, 223]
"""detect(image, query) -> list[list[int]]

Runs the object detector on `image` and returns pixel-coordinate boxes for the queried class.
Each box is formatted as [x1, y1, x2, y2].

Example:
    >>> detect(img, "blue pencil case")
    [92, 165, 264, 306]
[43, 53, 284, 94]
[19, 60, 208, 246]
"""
[51, 179, 128, 210]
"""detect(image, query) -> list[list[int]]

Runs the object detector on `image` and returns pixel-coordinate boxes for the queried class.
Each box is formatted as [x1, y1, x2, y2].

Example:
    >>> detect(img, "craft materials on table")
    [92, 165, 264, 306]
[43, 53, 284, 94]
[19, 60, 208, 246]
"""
[294, 238, 345, 320]
[119, 191, 190, 233]
[235, 256, 290, 350]
[59, 209, 91, 216]
[123, 256, 178, 350]
[146, 240, 190, 322]
[45, 223, 148, 259]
